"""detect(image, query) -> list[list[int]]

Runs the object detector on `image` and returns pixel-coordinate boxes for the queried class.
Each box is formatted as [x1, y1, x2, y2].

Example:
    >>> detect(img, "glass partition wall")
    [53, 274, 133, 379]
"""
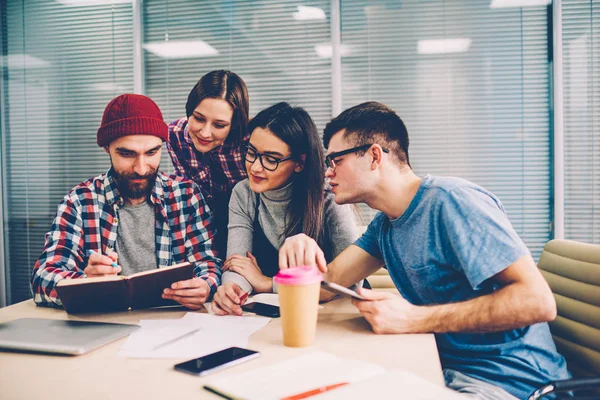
[1, 0, 597, 305]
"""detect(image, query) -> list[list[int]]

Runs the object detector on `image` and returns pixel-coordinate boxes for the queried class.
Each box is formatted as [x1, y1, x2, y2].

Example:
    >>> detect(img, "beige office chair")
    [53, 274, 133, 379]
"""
[529, 239, 600, 399]
[368, 268, 395, 289]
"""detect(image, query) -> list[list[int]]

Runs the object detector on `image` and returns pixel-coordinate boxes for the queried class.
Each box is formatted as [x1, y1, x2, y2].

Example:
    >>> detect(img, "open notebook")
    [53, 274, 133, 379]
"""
[314, 369, 466, 399]
[204, 352, 383, 400]
[204, 352, 462, 400]
[55, 262, 193, 313]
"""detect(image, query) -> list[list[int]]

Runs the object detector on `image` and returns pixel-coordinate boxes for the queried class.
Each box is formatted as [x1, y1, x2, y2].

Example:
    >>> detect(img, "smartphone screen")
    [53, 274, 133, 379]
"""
[321, 281, 366, 300]
[174, 347, 260, 376]
[241, 302, 280, 318]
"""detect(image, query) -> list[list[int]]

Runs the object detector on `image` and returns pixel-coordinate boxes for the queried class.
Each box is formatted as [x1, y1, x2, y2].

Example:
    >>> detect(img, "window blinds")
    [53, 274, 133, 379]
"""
[144, 0, 332, 132]
[1, 0, 570, 304]
[2, 0, 133, 303]
[562, 0, 600, 244]
[341, 0, 552, 258]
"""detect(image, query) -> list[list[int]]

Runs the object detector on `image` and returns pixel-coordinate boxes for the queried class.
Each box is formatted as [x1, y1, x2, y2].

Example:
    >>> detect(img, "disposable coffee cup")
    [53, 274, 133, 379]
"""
[274, 266, 323, 347]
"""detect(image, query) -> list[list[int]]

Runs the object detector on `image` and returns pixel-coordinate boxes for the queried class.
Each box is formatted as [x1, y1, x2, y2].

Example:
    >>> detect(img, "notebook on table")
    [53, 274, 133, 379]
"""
[0, 318, 139, 355]
[55, 261, 193, 314]
[204, 352, 385, 400]
[204, 352, 461, 399]
[314, 369, 467, 399]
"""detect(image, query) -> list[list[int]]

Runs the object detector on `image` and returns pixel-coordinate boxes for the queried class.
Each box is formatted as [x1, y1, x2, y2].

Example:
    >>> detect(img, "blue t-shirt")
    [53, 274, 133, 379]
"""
[355, 174, 569, 399]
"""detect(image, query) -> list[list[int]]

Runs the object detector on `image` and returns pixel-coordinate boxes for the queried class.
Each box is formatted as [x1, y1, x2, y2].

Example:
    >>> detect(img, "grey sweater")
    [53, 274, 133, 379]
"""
[223, 179, 359, 293]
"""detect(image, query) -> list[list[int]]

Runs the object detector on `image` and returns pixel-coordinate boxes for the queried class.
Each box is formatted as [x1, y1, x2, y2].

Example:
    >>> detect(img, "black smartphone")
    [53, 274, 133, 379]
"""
[321, 280, 366, 300]
[241, 302, 280, 318]
[174, 347, 260, 376]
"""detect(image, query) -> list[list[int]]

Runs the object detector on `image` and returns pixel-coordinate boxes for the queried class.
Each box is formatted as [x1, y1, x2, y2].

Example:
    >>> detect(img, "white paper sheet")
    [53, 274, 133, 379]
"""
[181, 312, 271, 337]
[119, 321, 199, 353]
[118, 312, 270, 359]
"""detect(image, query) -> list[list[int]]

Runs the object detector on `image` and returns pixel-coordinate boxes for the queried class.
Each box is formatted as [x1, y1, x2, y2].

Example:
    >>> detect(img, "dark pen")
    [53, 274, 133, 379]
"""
[203, 385, 244, 400]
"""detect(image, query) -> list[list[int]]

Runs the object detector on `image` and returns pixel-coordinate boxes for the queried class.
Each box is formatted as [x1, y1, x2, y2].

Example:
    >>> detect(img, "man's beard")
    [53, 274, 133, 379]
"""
[113, 167, 158, 201]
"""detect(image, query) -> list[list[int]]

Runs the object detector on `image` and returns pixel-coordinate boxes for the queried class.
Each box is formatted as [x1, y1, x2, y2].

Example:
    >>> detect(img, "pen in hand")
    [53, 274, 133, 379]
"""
[239, 291, 250, 305]
[87, 249, 119, 268]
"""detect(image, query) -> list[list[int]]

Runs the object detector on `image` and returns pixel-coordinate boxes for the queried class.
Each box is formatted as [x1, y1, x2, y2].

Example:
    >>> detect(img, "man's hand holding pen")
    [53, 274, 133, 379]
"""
[84, 249, 121, 277]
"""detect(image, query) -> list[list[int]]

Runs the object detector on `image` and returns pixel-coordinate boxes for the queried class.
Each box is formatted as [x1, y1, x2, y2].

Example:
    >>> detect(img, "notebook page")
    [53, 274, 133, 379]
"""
[206, 352, 385, 400]
[314, 369, 466, 399]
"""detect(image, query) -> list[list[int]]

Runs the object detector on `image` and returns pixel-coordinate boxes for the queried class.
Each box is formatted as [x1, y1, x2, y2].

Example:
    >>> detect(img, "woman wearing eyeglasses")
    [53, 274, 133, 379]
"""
[211, 102, 359, 315]
[166, 70, 250, 257]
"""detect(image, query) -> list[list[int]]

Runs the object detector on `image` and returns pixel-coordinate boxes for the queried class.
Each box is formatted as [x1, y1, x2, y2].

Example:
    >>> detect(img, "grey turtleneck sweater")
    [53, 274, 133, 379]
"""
[223, 179, 359, 293]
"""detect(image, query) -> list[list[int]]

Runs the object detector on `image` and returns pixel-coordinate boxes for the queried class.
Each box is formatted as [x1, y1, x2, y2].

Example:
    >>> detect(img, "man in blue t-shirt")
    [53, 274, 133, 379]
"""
[279, 102, 569, 399]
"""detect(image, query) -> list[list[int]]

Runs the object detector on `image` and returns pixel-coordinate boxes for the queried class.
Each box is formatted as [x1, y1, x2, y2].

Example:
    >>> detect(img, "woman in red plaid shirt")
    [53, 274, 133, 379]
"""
[167, 70, 250, 258]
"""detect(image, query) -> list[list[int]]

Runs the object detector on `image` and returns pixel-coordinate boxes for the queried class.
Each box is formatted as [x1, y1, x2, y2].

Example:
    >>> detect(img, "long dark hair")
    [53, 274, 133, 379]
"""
[185, 70, 249, 144]
[248, 102, 326, 245]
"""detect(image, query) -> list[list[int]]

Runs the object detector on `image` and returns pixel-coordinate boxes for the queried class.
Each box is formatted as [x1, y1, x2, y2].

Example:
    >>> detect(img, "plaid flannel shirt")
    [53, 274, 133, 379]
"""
[166, 117, 249, 204]
[31, 169, 222, 308]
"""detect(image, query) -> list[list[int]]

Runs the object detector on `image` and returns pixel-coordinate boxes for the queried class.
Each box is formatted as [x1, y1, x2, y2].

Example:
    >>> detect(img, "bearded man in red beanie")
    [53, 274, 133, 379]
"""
[31, 94, 221, 310]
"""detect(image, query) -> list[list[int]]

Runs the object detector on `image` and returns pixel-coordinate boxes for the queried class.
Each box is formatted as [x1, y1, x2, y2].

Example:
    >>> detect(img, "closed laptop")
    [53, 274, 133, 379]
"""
[0, 318, 139, 355]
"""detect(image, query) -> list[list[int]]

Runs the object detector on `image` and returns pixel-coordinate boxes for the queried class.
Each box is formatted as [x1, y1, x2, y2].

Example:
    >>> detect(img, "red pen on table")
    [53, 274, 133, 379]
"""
[280, 382, 348, 400]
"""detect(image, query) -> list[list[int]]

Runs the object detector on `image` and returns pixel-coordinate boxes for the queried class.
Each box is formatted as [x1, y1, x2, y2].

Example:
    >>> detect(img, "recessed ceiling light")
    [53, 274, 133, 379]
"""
[55, 0, 132, 5]
[417, 38, 472, 55]
[490, 0, 552, 8]
[293, 5, 326, 21]
[143, 40, 218, 59]
[315, 43, 353, 58]
[0, 54, 50, 68]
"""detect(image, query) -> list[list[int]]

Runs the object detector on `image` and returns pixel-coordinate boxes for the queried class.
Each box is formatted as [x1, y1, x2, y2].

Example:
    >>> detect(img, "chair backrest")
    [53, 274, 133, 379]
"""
[368, 268, 396, 289]
[537, 239, 600, 377]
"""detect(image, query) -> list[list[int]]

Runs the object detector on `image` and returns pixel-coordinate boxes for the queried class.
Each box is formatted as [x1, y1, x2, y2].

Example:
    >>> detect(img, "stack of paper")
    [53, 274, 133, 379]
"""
[118, 312, 270, 359]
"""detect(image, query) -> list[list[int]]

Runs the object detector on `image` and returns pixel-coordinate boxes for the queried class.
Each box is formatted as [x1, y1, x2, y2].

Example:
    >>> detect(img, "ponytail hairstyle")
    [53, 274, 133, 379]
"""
[248, 102, 326, 245]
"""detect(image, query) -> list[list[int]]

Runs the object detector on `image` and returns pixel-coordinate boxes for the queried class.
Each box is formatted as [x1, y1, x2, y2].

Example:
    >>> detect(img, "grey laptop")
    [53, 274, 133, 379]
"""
[0, 318, 139, 355]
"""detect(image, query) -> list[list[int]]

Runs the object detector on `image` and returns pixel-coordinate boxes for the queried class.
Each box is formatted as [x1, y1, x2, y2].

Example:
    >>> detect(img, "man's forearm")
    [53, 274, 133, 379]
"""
[413, 282, 556, 333]
[32, 262, 84, 306]
[325, 255, 383, 289]
[194, 260, 221, 295]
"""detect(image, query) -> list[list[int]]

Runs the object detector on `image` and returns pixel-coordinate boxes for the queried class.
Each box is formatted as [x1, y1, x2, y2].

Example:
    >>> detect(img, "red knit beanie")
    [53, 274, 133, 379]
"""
[97, 94, 168, 147]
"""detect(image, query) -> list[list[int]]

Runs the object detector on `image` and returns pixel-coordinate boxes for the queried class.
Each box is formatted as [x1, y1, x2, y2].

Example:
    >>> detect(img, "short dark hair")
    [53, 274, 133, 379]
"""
[185, 70, 249, 144]
[249, 102, 325, 245]
[323, 101, 410, 167]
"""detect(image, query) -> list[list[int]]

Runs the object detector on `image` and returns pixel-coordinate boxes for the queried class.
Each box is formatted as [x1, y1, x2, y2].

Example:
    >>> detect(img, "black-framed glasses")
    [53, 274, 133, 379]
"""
[325, 144, 389, 170]
[245, 145, 294, 171]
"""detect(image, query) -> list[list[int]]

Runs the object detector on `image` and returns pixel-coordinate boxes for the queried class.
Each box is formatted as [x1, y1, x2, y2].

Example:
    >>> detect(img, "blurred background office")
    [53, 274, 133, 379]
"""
[0, 0, 598, 307]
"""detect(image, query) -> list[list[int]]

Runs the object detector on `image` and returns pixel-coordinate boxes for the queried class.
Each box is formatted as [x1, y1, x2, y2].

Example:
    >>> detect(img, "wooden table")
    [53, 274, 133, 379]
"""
[0, 298, 443, 399]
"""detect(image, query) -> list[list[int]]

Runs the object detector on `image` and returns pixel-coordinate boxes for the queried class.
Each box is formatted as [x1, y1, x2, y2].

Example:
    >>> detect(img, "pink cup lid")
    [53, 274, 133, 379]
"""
[274, 266, 323, 286]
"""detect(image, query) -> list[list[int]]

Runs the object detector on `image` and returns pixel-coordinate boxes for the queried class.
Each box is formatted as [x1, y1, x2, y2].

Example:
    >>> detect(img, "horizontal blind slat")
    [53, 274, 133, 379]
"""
[342, 0, 551, 258]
